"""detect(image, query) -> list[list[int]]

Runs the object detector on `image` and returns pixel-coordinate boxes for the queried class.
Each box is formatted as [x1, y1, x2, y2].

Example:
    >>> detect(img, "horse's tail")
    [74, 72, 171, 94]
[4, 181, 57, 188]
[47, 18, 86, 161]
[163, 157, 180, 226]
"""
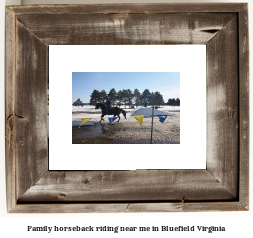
[120, 109, 127, 119]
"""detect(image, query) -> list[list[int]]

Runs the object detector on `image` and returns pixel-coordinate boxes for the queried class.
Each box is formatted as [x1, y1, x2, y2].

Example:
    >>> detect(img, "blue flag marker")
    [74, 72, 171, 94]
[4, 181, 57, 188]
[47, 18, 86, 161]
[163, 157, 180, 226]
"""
[157, 115, 167, 123]
[108, 117, 117, 123]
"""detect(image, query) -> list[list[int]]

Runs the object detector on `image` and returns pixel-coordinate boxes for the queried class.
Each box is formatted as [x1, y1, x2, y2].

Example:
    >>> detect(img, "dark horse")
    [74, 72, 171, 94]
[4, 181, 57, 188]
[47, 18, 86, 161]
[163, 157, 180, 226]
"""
[95, 103, 127, 123]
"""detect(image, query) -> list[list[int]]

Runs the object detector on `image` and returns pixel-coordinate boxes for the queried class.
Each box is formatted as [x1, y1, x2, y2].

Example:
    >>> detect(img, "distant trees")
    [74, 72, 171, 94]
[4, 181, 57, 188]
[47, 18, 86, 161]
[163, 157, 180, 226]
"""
[141, 89, 151, 105]
[125, 89, 133, 108]
[72, 98, 84, 107]
[121, 89, 128, 108]
[108, 88, 117, 106]
[167, 98, 180, 106]
[133, 89, 141, 106]
[100, 90, 107, 104]
[116, 90, 123, 107]
[154, 91, 165, 107]
[89, 90, 101, 105]
[89, 88, 170, 108]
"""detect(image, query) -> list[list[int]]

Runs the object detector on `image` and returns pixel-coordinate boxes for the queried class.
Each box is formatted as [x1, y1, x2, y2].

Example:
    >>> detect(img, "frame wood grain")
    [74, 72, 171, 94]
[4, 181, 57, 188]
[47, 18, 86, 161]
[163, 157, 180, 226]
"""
[5, 3, 249, 213]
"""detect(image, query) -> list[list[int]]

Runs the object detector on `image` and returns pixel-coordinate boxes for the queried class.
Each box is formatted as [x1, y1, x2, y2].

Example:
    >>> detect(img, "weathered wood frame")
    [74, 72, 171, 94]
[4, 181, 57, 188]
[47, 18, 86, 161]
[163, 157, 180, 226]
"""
[5, 4, 249, 213]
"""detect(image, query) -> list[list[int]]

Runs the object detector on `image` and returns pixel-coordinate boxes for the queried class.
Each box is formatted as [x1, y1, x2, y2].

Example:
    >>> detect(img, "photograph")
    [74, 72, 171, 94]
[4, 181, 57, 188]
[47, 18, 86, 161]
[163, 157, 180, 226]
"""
[72, 72, 180, 144]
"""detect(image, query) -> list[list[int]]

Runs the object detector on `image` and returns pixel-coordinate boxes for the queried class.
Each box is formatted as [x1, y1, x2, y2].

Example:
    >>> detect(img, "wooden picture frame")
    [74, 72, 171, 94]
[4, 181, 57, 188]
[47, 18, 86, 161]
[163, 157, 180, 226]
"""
[5, 3, 249, 213]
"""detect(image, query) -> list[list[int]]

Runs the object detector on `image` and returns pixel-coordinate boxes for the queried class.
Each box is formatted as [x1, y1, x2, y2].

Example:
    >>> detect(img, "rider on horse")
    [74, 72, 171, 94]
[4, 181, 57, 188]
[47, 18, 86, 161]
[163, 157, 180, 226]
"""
[105, 97, 111, 114]
[95, 102, 127, 123]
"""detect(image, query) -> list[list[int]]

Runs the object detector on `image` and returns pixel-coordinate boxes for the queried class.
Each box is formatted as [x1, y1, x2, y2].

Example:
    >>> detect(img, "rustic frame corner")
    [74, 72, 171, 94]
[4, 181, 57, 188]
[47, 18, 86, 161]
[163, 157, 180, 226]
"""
[5, 3, 249, 213]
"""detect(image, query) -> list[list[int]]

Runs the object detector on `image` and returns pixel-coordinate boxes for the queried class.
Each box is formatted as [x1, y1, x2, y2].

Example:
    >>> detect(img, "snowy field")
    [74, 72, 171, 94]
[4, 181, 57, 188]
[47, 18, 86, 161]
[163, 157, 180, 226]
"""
[72, 105, 180, 122]
[72, 105, 180, 112]
[72, 105, 180, 144]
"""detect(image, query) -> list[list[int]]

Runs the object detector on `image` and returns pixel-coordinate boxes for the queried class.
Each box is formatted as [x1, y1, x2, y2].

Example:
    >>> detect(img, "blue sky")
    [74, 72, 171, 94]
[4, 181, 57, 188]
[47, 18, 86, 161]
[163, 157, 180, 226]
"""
[72, 72, 180, 103]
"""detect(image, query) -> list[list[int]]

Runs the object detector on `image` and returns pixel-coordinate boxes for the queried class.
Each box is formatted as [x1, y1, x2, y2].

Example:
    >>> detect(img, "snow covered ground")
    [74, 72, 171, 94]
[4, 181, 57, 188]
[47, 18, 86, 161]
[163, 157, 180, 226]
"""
[72, 105, 97, 112]
[72, 105, 180, 112]
[72, 105, 180, 122]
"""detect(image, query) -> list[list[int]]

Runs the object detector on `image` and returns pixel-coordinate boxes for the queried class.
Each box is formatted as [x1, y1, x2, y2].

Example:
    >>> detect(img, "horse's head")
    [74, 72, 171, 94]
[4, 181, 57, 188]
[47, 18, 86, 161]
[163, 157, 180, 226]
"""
[95, 102, 105, 110]
[95, 103, 103, 109]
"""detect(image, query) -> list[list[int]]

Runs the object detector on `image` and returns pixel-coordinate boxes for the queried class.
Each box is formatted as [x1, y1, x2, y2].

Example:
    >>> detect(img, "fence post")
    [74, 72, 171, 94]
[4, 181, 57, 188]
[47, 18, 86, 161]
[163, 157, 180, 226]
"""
[150, 104, 154, 144]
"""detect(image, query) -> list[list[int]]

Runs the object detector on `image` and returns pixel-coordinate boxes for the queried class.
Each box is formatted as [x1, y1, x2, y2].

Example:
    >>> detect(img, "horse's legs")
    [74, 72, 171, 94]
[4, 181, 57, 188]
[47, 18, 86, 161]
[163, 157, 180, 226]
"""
[117, 114, 120, 122]
[99, 114, 105, 123]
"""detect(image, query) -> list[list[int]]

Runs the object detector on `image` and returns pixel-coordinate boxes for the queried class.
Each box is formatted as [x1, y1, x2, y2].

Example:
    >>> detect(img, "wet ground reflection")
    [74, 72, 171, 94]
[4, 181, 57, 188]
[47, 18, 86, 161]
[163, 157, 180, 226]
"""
[72, 122, 179, 144]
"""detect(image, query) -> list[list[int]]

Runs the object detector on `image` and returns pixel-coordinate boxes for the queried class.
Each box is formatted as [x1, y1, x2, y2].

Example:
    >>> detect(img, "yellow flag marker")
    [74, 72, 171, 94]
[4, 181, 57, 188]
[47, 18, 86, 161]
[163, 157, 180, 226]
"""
[133, 115, 144, 127]
[79, 118, 92, 128]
